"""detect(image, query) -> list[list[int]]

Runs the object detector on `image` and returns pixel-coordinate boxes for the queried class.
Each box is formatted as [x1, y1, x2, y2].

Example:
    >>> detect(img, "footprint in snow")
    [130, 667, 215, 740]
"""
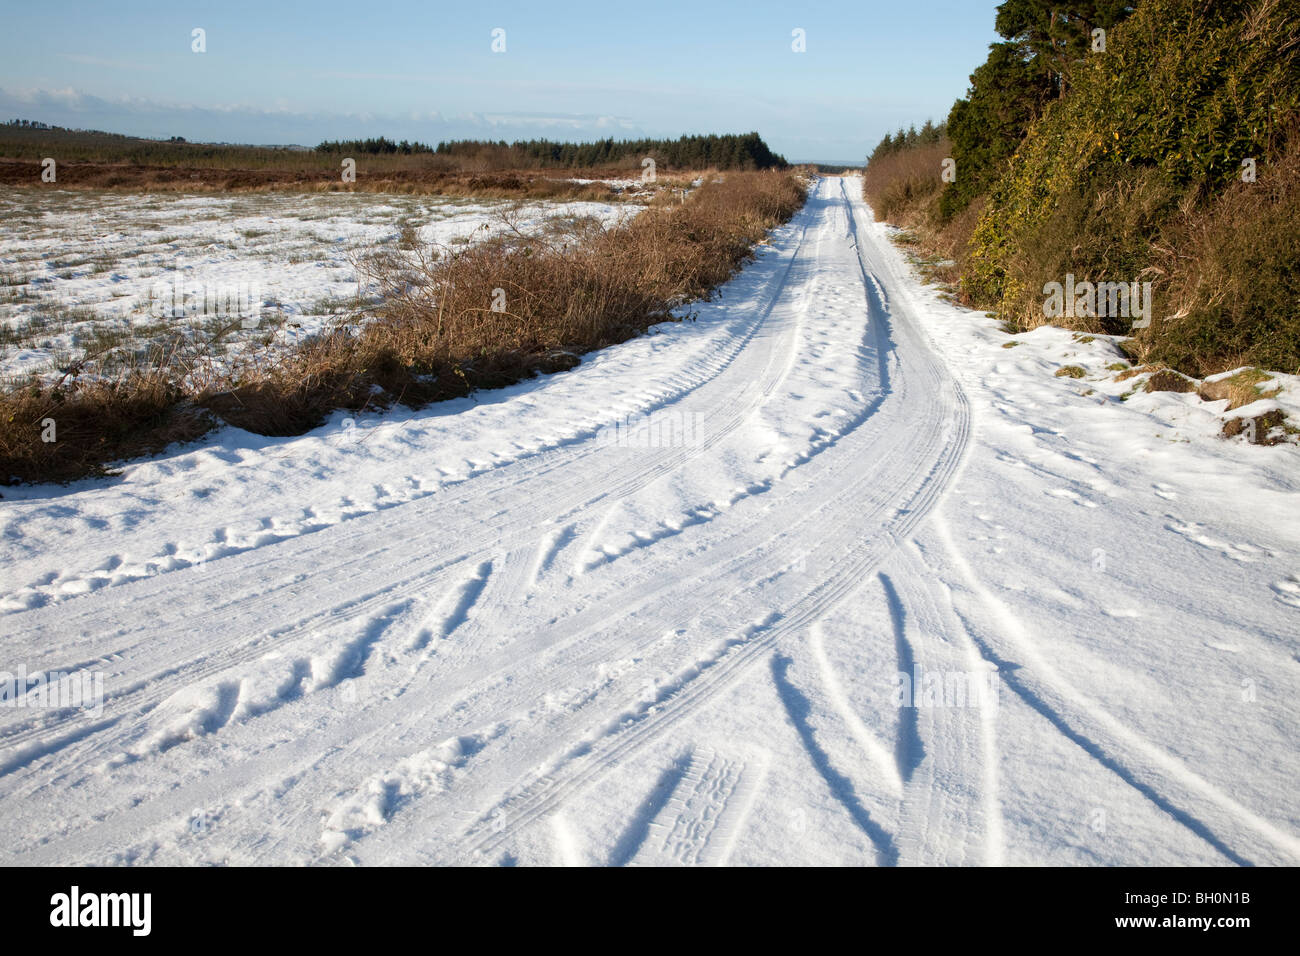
[1269, 576, 1300, 609]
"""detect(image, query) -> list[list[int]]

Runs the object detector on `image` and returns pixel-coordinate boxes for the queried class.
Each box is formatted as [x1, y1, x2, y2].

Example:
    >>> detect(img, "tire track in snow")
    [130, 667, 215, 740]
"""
[529, 523, 579, 590]
[0, 190, 834, 859]
[2, 181, 975, 865]
[0, 205, 819, 774]
[624, 747, 761, 867]
[11, 179, 919, 862]
[770, 654, 898, 865]
[0, 206, 817, 767]
[879, 558, 1003, 866]
[878, 575, 925, 786]
[422, 184, 973, 865]
[807, 621, 903, 794]
[927, 506, 1300, 866]
[2, 210, 805, 617]
[606, 753, 692, 867]
[411, 561, 492, 650]
[411, 391, 968, 864]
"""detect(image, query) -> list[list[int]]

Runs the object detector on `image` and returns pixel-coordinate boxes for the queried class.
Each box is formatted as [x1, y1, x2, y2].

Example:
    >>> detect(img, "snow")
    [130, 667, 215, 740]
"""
[0, 176, 1295, 866]
[0, 189, 635, 382]
[562, 177, 645, 191]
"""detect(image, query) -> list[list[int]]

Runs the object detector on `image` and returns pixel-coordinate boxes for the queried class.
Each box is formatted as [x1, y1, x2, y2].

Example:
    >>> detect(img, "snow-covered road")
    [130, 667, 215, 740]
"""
[2, 177, 1296, 865]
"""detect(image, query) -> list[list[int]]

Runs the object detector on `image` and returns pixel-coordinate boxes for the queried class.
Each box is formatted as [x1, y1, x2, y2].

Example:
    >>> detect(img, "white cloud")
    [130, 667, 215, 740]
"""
[0, 86, 657, 146]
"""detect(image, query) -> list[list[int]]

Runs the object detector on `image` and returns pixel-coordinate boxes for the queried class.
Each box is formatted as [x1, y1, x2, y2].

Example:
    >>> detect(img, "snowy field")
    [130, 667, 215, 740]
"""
[0, 177, 1296, 866]
[0, 189, 634, 382]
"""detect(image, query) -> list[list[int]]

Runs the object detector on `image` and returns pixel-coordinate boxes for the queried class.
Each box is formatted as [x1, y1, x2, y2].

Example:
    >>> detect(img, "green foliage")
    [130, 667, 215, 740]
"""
[316, 137, 434, 155]
[965, 0, 1300, 331]
[941, 43, 1054, 217]
[1149, 139, 1300, 376]
[995, 1, 1137, 93]
[941, 2, 1135, 219]
[875, 0, 1300, 376]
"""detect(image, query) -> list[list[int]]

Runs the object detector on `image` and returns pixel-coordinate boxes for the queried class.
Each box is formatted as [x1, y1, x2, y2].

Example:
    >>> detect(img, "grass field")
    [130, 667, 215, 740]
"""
[0, 188, 638, 387]
[0, 170, 805, 483]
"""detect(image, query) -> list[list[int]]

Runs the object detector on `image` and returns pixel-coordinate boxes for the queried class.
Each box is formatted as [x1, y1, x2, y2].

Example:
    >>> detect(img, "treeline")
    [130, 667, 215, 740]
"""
[2, 122, 787, 175]
[863, 0, 1300, 378]
[432, 133, 789, 170]
[866, 120, 946, 166]
[315, 137, 436, 155]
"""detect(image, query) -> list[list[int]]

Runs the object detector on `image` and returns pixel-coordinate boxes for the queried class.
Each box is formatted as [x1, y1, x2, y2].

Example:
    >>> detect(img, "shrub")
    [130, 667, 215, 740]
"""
[862, 138, 951, 225]
[964, 0, 1300, 375]
[0, 370, 212, 484]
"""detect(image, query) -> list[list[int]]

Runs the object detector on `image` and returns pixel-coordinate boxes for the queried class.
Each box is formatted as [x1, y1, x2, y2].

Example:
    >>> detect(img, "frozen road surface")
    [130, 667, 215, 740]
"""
[2, 177, 1297, 865]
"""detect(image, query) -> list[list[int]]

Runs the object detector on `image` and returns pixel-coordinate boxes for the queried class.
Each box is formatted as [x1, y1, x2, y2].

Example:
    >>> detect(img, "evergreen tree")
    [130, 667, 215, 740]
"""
[940, 0, 1136, 219]
[995, 0, 1135, 96]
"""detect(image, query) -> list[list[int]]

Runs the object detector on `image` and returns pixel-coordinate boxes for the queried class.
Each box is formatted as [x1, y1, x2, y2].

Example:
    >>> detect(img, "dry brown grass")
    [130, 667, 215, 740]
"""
[200, 170, 806, 432]
[0, 158, 697, 201]
[861, 140, 951, 226]
[1137, 128, 1300, 376]
[0, 368, 213, 483]
[1198, 368, 1282, 409]
[1222, 408, 1289, 444]
[1114, 365, 1158, 383]
[0, 170, 807, 483]
[860, 142, 983, 298]
[968, 124, 1300, 378]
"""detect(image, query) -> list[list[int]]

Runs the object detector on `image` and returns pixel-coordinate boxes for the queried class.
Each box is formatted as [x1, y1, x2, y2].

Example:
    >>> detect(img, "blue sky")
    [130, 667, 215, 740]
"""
[0, 0, 1001, 162]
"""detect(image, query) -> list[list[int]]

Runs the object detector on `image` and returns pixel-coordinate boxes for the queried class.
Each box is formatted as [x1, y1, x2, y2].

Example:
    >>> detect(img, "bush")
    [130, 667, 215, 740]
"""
[1142, 128, 1300, 375]
[862, 138, 951, 225]
[0, 371, 212, 484]
[964, 0, 1300, 374]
